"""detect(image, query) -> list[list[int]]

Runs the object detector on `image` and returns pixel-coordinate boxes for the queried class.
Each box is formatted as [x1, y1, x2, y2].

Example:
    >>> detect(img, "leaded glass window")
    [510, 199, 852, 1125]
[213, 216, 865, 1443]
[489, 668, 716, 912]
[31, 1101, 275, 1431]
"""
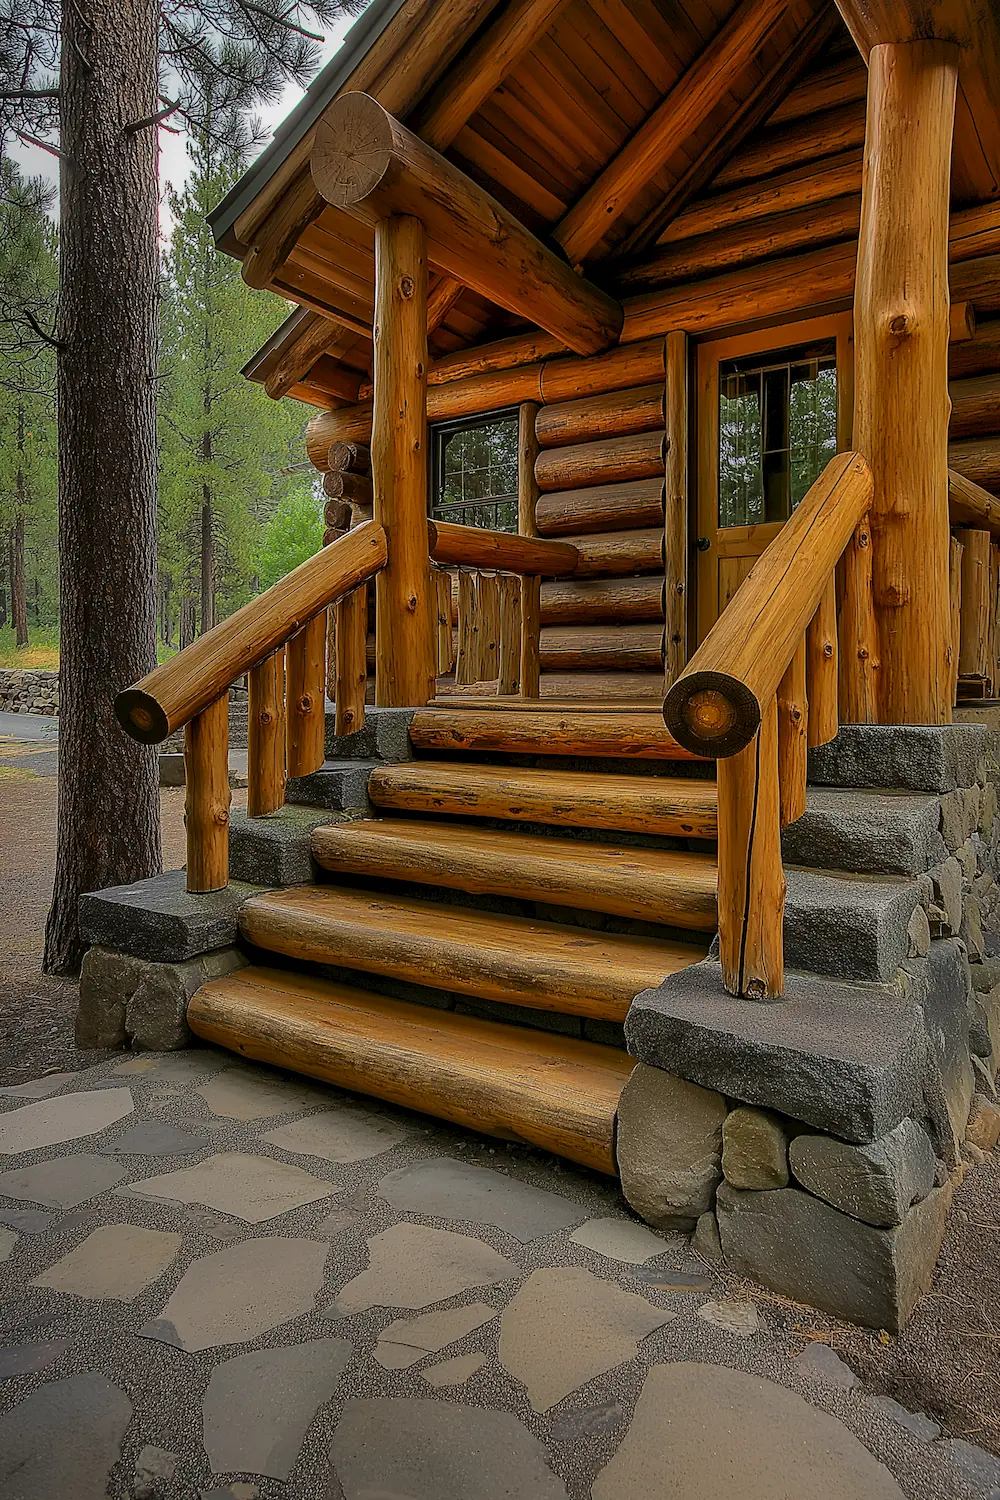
[431, 411, 519, 531]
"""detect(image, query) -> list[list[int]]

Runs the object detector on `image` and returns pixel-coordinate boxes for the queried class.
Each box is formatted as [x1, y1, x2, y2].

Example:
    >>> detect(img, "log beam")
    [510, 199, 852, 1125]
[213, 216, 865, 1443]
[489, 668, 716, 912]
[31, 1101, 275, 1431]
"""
[372, 215, 436, 708]
[310, 92, 622, 356]
[852, 41, 958, 725]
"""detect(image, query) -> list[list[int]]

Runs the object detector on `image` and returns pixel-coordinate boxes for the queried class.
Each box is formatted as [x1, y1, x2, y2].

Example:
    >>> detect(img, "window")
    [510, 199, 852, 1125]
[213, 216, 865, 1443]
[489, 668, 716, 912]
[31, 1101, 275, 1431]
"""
[431, 411, 519, 531]
[718, 338, 838, 528]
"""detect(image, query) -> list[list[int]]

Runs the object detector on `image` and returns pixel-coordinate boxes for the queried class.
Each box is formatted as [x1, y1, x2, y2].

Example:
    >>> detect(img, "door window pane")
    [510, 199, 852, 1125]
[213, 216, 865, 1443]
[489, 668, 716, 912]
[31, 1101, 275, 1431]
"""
[718, 339, 838, 527]
[432, 412, 518, 531]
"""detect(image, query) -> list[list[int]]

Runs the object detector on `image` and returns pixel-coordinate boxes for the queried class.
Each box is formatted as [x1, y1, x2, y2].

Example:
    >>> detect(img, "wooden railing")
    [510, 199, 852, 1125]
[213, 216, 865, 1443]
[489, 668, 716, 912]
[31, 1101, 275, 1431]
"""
[116, 521, 388, 892]
[664, 451, 875, 1001]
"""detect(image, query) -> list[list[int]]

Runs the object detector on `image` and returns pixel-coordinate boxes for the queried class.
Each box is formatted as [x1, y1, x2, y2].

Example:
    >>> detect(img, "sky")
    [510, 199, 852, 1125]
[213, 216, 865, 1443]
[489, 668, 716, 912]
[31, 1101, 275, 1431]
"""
[9, 13, 356, 238]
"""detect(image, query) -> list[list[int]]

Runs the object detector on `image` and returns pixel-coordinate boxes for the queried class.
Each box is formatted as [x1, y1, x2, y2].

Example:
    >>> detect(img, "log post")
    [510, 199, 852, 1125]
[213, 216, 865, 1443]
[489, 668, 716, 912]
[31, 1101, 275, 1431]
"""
[372, 214, 436, 709]
[837, 514, 879, 723]
[479, 573, 501, 684]
[497, 574, 522, 695]
[248, 648, 285, 817]
[663, 331, 687, 686]
[434, 570, 456, 676]
[777, 639, 808, 827]
[335, 584, 368, 736]
[716, 694, 784, 1000]
[852, 41, 958, 724]
[286, 611, 326, 778]
[956, 527, 992, 683]
[948, 534, 964, 707]
[518, 402, 542, 698]
[185, 694, 230, 893]
[806, 576, 838, 747]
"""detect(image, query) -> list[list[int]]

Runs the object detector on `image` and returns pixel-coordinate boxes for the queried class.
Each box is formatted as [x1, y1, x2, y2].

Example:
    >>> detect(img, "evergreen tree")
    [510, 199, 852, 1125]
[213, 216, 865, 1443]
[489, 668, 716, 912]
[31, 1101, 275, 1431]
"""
[0, 0, 357, 972]
[158, 133, 309, 646]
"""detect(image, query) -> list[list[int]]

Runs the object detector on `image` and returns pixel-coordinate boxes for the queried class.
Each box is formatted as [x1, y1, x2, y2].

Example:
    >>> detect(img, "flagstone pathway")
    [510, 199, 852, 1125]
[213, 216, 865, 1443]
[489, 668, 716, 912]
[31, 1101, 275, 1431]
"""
[0, 1046, 998, 1500]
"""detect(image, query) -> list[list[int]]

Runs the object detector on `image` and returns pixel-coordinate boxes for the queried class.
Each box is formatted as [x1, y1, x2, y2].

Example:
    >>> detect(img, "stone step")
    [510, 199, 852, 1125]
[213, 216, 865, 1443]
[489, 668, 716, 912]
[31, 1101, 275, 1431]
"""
[240, 885, 707, 1022]
[783, 788, 946, 876]
[187, 964, 634, 1174]
[807, 723, 990, 794]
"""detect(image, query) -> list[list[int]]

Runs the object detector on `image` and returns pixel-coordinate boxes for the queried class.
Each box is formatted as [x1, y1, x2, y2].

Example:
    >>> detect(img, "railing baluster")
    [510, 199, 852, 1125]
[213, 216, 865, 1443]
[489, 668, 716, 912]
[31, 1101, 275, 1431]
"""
[806, 576, 838, 747]
[185, 694, 230, 893]
[948, 535, 964, 707]
[248, 648, 285, 817]
[497, 574, 522, 695]
[335, 584, 368, 736]
[519, 575, 541, 699]
[777, 639, 808, 828]
[435, 570, 456, 677]
[286, 611, 327, 778]
[716, 693, 784, 1001]
[455, 571, 478, 686]
[479, 572, 501, 684]
[837, 514, 879, 724]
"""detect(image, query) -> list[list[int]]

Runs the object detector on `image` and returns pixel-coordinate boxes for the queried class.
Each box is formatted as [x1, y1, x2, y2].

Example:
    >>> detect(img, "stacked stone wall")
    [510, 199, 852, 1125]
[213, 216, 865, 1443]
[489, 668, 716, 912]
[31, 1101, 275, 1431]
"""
[0, 668, 59, 716]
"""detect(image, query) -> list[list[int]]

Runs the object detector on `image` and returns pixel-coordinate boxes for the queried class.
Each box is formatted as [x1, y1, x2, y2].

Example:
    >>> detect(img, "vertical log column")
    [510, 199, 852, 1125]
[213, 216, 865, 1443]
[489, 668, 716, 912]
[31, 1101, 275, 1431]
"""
[185, 694, 230, 893]
[518, 402, 542, 699]
[372, 215, 436, 708]
[663, 331, 688, 687]
[853, 41, 958, 724]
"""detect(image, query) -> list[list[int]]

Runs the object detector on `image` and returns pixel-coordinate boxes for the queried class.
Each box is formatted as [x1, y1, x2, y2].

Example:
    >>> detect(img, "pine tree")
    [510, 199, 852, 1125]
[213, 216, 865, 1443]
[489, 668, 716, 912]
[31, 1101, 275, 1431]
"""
[0, 0, 357, 973]
[158, 133, 309, 645]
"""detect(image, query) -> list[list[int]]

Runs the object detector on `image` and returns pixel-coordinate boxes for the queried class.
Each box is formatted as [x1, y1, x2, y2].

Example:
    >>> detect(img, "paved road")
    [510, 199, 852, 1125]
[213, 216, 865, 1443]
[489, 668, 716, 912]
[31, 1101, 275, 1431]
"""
[0, 710, 58, 744]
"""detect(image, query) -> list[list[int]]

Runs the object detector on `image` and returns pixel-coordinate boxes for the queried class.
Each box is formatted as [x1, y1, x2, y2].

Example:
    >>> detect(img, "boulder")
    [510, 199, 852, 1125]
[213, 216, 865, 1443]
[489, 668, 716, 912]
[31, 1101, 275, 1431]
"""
[788, 1119, 937, 1228]
[78, 945, 247, 1051]
[721, 1107, 791, 1190]
[615, 1064, 726, 1231]
[965, 1095, 1000, 1153]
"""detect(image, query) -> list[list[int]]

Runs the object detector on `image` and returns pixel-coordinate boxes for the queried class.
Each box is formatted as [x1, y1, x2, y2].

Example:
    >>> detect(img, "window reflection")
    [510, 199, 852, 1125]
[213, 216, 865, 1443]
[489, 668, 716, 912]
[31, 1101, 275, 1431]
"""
[431, 412, 519, 532]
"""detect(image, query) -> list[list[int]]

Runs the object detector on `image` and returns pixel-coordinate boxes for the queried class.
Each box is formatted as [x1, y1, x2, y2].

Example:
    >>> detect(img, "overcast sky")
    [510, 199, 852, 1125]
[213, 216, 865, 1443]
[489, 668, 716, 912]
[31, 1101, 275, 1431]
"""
[9, 14, 355, 238]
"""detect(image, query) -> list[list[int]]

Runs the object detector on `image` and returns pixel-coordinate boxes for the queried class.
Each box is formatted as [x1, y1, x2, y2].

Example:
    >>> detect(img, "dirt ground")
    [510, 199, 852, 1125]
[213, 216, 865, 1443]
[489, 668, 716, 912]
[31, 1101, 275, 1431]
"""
[0, 740, 997, 1456]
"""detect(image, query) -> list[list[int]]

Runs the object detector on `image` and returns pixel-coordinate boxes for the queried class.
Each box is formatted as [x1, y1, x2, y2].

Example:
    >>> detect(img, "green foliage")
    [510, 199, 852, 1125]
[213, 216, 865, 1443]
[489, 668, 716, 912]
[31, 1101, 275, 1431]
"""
[157, 132, 317, 640]
[255, 483, 325, 591]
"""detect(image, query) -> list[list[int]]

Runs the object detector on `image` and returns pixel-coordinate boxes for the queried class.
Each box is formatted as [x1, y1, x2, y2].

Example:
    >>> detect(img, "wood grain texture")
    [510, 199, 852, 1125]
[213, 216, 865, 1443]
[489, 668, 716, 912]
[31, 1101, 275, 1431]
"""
[571, 528, 664, 577]
[368, 760, 718, 838]
[335, 584, 368, 736]
[519, 401, 542, 699]
[428, 520, 578, 575]
[247, 649, 286, 818]
[497, 574, 522, 696]
[950, 374, 1000, 439]
[716, 694, 785, 1000]
[117, 522, 386, 744]
[540, 576, 664, 625]
[956, 527, 993, 680]
[665, 452, 873, 756]
[240, 886, 706, 1021]
[950, 436, 1000, 493]
[408, 706, 701, 758]
[806, 577, 838, 747]
[538, 339, 666, 403]
[535, 478, 665, 537]
[852, 41, 958, 725]
[949, 535, 964, 705]
[372, 216, 436, 709]
[777, 640, 808, 828]
[286, 611, 326, 779]
[949, 468, 1000, 535]
[188, 965, 633, 1173]
[311, 818, 718, 930]
[434, 570, 456, 675]
[535, 432, 666, 493]
[535, 385, 664, 448]
[663, 329, 688, 688]
[540, 624, 664, 671]
[837, 514, 880, 724]
[456, 571, 481, 685]
[184, 695, 230, 893]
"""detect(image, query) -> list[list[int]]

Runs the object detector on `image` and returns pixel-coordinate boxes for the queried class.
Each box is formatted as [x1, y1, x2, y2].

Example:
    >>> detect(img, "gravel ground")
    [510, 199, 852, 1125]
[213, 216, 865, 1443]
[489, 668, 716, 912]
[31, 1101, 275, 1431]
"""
[1, 727, 998, 1475]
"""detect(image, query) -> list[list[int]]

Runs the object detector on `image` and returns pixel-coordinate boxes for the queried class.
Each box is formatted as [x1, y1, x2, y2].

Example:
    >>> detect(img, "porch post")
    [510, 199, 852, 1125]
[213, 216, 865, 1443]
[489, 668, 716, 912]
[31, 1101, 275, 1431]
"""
[852, 41, 958, 724]
[372, 213, 436, 708]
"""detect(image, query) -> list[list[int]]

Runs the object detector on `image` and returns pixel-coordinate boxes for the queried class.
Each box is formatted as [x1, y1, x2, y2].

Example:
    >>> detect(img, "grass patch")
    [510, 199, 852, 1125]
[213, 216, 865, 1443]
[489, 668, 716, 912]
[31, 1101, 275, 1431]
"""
[0, 625, 60, 670]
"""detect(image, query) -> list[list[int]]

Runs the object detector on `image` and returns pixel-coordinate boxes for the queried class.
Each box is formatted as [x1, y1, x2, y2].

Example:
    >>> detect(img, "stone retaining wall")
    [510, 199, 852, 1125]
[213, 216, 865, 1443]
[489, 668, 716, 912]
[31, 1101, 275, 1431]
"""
[0, 667, 59, 716]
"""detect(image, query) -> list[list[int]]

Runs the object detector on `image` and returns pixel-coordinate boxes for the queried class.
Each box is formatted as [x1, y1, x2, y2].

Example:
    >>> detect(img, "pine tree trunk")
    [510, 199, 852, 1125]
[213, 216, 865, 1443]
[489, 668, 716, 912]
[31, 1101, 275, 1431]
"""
[200, 420, 214, 634]
[10, 512, 27, 648]
[45, 0, 161, 973]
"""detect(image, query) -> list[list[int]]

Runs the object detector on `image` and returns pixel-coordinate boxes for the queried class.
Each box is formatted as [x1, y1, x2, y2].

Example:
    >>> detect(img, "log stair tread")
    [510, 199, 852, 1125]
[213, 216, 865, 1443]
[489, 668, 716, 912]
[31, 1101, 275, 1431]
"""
[369, 761, 717, 837]
[409, 707, 707, 760]
[188, 964, 634, 1174]
[240, 885, 708, 1020]
[311, 819, 718, 931]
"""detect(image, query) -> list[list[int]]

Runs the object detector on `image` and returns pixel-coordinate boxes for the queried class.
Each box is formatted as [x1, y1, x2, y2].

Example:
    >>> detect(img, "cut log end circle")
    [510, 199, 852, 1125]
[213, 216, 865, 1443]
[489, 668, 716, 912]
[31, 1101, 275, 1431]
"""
[115, 689, 168, 745]
[311, 93, 395, 208]
[663, 671, 760, 758]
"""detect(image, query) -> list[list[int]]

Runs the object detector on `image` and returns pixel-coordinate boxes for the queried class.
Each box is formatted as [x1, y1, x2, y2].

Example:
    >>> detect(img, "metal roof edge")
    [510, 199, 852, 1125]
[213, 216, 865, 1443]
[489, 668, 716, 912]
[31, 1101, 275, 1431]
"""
[208, 0, 408, 256]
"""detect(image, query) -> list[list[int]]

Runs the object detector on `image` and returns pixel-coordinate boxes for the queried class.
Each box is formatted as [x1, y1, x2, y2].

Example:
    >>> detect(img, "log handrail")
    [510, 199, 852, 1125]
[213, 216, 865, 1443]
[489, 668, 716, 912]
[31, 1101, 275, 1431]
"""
[663, 450, 875, 1002]
[427, 519, 579, 576]
[116, 520, 387, 744]
[949, 468, 1000, 537]
[664, 451, 874, 758]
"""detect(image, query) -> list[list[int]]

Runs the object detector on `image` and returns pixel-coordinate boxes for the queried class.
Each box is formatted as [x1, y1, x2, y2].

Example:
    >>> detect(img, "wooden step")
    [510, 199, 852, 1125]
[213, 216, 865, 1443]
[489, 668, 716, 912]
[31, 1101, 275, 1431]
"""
[241, 886, 707, 1020]
[188, 965, 634, 1173]
[311, 820, 718, 931]
[368, 762, 718, 838]
[408, 707, 705, 760]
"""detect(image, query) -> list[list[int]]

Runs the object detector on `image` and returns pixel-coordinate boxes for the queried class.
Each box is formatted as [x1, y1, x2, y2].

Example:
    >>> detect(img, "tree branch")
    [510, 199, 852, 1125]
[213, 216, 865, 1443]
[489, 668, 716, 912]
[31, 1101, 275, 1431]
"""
[12, 129, 65, 160]
[124, 97, 181, 135]
[22, 306, 67, 351]
[0, 86, 60, 100]
[239, 0, 324, 42]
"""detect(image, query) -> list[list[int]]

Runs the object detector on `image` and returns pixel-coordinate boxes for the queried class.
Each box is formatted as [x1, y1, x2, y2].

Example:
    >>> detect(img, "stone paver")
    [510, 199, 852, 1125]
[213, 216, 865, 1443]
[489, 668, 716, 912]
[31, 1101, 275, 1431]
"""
[31, 1222, 183, 1300]
[0, 1072, 77, 1099]
[202, 1337, 352, 1479]
[498, 1266, 674, 1412]
[697, 1299, 761, 1337]
[197, 1071, 328, 1121]
[263, 1109, 409, 1163]
[98, 1120, 210, 1156]
[373, 1301, 497, 1369]
[0, 1372, 132, 1499]
[795, 1341, 859, 1388]
[332, 1223, 519, 1314]
[113, 1050, 231, 1083]
[0, 1339, 71, 1377]
[141, 1237, 329, 1351]
[119, 1150, 337, 1224]
[0, 1088, 133, 1154]
[0, 1225, 14, 1261]
[590, 1363, 906, 1499]
[568, 1216, 671, 1264]
[331, 1399, 568, 1499]
[0, 1153, 128, 1208]
[420, 1351, 488, 1387]
[378, 1158, 586, 1242]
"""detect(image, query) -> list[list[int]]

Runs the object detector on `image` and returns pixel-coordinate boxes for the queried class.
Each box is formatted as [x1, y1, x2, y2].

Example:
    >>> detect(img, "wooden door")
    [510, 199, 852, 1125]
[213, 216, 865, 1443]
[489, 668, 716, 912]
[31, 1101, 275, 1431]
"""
[695, 314, 854, 643]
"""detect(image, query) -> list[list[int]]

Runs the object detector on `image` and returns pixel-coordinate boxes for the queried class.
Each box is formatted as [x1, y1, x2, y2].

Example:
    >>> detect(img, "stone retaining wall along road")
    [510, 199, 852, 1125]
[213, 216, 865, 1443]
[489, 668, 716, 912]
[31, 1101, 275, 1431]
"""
[0, 667, 59, 717]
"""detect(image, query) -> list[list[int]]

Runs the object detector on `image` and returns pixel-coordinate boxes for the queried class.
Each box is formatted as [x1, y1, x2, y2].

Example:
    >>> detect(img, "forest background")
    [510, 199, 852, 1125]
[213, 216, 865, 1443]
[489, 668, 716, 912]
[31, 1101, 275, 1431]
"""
[0, 141, 318, 668]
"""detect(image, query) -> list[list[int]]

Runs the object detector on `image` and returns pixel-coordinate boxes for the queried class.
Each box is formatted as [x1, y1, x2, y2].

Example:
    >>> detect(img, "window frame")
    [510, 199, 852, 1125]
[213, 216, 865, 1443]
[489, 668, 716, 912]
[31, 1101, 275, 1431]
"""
[429, 407, 520, 532]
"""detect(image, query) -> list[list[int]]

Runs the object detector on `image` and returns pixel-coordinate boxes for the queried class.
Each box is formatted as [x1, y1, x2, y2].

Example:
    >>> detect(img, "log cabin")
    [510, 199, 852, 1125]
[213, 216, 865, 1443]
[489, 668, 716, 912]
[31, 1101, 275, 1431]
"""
[95, 0, 1000, 1328]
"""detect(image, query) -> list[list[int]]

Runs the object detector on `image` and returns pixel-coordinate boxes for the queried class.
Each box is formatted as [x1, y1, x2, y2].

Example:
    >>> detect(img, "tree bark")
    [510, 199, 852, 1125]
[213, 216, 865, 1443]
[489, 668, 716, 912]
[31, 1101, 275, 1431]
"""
[44, 0, 161, 973]
[200, 404, 214, 635]
[12, 405, 29, 647]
